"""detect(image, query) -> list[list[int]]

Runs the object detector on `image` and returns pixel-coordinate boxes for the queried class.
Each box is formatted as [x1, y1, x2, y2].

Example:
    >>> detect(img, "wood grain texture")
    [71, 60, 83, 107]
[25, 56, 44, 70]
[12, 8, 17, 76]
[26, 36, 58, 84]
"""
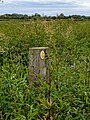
[29, 47, 49, 84]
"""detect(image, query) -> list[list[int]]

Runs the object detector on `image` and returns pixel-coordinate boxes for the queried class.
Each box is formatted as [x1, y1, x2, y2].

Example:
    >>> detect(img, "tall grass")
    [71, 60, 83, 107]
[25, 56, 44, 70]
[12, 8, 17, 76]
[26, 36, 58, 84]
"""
[0, 19, 90, 119]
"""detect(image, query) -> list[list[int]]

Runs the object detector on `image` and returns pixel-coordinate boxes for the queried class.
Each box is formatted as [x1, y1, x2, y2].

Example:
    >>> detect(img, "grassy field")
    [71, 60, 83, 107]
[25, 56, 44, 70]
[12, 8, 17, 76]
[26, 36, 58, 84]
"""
[0, 19, 90, 120]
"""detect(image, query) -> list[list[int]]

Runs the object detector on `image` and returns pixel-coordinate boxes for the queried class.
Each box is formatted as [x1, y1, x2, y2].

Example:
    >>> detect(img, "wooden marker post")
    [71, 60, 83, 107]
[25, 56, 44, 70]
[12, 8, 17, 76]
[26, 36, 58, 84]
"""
[29, 47, 49, 84]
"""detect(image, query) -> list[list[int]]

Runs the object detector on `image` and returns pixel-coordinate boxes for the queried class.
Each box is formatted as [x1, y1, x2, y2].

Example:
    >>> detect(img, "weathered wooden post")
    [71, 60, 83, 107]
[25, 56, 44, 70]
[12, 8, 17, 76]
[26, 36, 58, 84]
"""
[29, 47, 49, 84]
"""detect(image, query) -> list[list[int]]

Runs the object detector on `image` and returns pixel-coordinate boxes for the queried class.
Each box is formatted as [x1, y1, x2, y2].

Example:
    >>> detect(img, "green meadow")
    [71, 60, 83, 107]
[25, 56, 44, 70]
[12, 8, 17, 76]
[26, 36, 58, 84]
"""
[0, 19, 90, 119]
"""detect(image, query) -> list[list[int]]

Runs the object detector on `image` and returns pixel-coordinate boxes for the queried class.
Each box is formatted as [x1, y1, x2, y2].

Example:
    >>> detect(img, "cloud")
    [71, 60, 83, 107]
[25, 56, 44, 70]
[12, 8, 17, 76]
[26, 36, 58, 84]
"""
[4, 0, 90, 6]
[80, 3, 90, 8]
[4, 0, 90, 7]
[1, 0, 90, 16]
[4, 0, 90, 9]
[4, 0, 90, 3]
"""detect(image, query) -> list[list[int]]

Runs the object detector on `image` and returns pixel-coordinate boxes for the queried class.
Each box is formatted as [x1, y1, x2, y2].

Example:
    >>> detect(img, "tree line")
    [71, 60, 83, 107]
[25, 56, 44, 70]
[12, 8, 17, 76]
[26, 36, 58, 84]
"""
[0, 13, 90, 20]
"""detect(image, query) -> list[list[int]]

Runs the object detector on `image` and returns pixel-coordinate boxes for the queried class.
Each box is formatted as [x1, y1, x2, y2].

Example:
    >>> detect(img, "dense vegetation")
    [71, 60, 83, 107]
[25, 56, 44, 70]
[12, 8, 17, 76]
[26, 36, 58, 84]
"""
[0, 13, 90, 21]
[0, 19, 90, 120]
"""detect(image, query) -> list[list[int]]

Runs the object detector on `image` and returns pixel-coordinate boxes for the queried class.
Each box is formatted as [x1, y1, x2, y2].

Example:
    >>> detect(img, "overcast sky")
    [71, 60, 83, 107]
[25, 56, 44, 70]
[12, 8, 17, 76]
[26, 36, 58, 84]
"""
[0, 0, 90, 16]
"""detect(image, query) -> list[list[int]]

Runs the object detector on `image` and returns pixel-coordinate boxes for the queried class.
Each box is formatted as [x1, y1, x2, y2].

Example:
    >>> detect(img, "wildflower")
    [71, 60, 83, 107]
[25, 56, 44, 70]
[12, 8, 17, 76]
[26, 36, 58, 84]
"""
[67, 111, 70, 116]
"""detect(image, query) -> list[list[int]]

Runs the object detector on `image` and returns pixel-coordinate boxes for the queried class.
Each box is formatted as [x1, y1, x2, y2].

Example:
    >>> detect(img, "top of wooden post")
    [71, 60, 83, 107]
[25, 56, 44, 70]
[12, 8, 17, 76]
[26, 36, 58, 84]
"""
[29, 47, 49, 50]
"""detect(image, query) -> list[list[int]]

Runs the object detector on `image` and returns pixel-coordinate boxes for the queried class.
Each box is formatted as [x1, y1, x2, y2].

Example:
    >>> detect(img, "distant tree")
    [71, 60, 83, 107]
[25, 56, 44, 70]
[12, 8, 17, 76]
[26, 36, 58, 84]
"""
[72, 15, 81, 19]
[32, 13, 41, 18]
[57, 13, 65, 19]
[60, 13, 65, 18]
[52, 16, 57, 20]
[23, 14, 28, 19]
[32, 13, 41, 20]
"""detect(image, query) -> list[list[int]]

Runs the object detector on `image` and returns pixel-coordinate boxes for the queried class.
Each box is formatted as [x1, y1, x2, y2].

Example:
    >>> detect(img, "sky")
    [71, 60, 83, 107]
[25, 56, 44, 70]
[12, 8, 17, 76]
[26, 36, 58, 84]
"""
[0, 0, 90, 16]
